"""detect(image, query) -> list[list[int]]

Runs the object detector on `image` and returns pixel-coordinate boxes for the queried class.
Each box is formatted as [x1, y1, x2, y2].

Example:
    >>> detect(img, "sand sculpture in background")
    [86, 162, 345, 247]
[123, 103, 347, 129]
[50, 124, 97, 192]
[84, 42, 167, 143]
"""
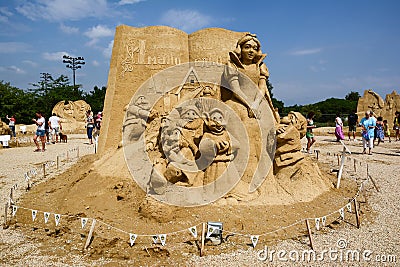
[357, 89, 400, 129]
[0, 118, 11, 135]
[52, 100, 91, 132]
[113, 27, 331, 207]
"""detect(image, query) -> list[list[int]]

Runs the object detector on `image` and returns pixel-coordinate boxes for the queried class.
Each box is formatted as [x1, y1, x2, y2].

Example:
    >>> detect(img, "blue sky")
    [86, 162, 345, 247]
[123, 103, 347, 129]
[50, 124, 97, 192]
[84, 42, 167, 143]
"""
[1, 0, 399, 105]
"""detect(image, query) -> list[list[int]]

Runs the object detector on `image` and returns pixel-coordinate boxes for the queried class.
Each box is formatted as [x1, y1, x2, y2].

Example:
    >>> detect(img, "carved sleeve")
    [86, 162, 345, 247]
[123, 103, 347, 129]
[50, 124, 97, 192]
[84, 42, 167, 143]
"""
[223, 61, 239, 84]
[259, 63, 269, 80]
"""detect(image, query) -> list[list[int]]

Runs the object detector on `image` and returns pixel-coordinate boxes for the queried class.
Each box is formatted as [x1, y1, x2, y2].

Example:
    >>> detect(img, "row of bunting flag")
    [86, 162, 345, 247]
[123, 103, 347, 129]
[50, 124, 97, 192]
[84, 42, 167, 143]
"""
[8, 180, 364, 249]
[6, 148, 368, 249]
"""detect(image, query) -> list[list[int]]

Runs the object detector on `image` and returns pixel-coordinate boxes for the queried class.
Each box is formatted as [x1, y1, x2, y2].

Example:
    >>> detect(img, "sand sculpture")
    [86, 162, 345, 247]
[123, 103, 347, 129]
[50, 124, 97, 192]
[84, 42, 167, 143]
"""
[0, 118, 11, 135]
[357, 89, 400, 129]
[97, 25, 332, 208]
[52, 100, 91, 132]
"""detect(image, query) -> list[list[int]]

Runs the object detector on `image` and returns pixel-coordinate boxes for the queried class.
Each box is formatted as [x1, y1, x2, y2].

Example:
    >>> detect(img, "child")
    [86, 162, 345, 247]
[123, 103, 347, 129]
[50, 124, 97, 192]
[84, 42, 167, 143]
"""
[383, 120, 391, 142]
[375, 116, 384, 146]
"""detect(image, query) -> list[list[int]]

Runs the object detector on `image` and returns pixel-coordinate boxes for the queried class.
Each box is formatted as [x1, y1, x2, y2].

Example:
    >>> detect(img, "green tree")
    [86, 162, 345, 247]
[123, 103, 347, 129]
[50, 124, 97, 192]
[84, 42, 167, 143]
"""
[29, 74, 84, 118]
[345, 91, 361, 101]
[84, 86, 107, 113]
[0, 81, 36, 124]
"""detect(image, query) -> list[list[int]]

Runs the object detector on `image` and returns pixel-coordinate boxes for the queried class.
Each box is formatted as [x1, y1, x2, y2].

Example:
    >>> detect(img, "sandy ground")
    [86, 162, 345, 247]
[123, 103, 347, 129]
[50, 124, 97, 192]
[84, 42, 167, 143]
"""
[0, 133, 399, 266]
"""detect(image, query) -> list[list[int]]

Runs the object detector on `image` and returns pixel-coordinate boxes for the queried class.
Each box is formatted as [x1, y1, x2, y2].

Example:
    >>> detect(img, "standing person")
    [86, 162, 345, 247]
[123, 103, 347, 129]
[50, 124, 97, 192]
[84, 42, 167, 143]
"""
[6, 115, 16, 138]
[32, 111, 46, 152]
[375, 116, 385, 146]
[306, 112, 316, 154]
[48, 113, 62, 143]
[347, 111, 358, 141]
[394, 111, 400, 141]
[86, 110, 94, 144]
[383, 119, 391, 142]
[334, 113, 345, 142]
[94, 112, 102, 135]
[359, 110, 376, 155]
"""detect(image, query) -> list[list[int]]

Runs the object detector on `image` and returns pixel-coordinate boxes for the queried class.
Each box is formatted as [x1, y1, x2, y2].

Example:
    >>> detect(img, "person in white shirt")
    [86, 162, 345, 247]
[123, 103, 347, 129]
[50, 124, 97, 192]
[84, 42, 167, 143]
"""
[334, 113, 345, 141]
[48, 113, 62, 143]
[32, 111, 46, 152]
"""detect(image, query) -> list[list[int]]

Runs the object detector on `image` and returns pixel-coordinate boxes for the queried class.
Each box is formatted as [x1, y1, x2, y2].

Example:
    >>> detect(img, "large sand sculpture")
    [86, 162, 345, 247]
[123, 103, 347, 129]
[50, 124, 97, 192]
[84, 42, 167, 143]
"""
[357, 89, 400, 129]
[52, 100, 91, 132]
[96, 25, 332, 210]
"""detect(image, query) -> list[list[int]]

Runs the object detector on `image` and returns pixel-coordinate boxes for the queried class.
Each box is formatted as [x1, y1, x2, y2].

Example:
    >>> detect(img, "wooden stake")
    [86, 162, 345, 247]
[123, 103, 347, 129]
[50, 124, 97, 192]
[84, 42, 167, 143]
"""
[57, 156, 60, 170]
[200, 222, 205, 256]
[305, 219, 314, 250]
[337, 155, 340, 166]
[368, 175, 380, 192]
[9, 188, 14, 204]
[3, 202, 9, 228]
[353, 198, 360, 228]
[353, 159, 356, 172]
[316, 150, 319, 160]
[84, 219, 96, 250]
[43, 163, 46, 179]
[336, 146, 347, 189]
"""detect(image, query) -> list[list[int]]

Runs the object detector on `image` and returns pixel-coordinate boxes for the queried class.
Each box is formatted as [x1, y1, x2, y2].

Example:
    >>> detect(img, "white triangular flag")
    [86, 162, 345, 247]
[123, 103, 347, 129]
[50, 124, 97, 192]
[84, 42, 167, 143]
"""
[346, 203, 352, 212]
[152, 235, 158, 244]
[250, 235, 259, 248]
[339, 208, 345, 220]
[188, 226, 197, 238]
[54, 214, 61, 226]
[206, 225, 216, 238]
[44, 212, 50, 223]
[322, 216, 326, 226]
[159, 234, 166, 246]
[24, 173, 30, 182]
[32, 210, 37, 221]
[12, 205, 18, 216]
[129, 233, 137, 246]
[315, 218, 320, 230]
[81, 218, 88, 229]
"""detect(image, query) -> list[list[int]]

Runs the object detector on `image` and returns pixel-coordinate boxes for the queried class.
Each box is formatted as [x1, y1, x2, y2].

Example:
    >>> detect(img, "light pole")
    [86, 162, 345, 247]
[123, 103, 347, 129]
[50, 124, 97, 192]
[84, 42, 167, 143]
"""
[62, 55, 85, 89]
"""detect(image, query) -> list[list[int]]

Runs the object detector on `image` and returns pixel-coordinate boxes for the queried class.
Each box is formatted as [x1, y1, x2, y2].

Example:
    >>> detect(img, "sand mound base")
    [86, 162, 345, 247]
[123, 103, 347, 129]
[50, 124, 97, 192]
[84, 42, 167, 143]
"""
[13, 150, 360, 264]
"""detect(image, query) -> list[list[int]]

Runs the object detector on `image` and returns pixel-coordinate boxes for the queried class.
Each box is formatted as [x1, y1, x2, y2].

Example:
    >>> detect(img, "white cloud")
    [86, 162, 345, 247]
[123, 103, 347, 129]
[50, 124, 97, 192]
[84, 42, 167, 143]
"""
[0, 7, 13, 17]
[92, 60, 100, 66]
[0, 42, 30, 53]
[289, 48, 322, 56]
[118, 0, 145, 5]
[60, 23, 79, 34]
[0, 7, 12, 22]
[16, 0, 109, 22]
[0, 65, 26, 74]
[0, 15, 8, 23]
[42, 51, 71, 61]
[160, 9, 211, 32]
[84, 25, 114, 39]
[84, 25, 114, 46]
[22, 60, 38, 67]
[103, 40, 114, 58]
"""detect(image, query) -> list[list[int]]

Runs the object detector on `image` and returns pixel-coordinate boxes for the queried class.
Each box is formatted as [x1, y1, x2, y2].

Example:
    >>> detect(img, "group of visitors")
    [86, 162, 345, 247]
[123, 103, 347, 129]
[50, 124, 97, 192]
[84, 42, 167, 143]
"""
[305, 110, 399, 156]
[356, 110, 399, 155]
[31, 112, 63, 152]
